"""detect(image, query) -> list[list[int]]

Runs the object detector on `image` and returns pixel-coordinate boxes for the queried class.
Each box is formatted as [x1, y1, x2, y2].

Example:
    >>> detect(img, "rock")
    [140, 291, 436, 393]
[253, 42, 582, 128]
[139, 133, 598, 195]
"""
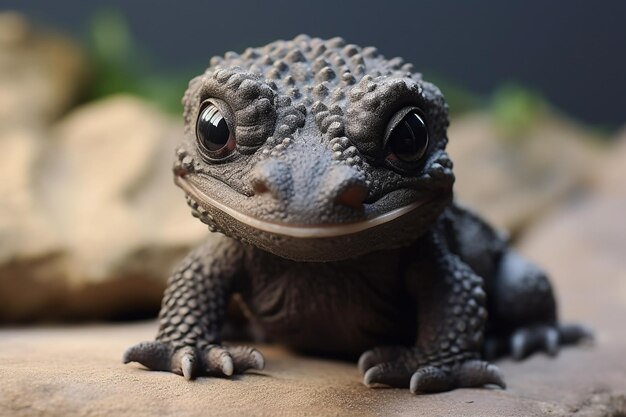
[0, 12, 88, 129]
[447, 111, 604, 237]
[514, 125, 626, 335]
[0, 96, 206, 322]
[592, 126, 626, 197]
[510, 129, 626, 416]
[0, 128, 61, 262]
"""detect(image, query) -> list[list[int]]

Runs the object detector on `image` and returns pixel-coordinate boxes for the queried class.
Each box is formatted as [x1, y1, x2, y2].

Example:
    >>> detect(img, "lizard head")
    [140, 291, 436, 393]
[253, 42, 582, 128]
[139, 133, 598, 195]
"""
[175, 35, 454, 261]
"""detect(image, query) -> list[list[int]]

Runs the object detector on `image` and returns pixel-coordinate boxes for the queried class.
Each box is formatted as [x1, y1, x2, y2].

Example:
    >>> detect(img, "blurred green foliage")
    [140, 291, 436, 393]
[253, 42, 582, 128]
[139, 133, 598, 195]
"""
[489, 85, 611, 140]
[85, 9, 194, 115]
[428, 77, 552, 140]
[490, 84, 546, 139]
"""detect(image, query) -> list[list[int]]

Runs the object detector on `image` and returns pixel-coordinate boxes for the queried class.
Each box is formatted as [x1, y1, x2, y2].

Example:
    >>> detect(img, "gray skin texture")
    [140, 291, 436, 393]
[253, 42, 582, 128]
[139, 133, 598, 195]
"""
[123, 35, 590, 394]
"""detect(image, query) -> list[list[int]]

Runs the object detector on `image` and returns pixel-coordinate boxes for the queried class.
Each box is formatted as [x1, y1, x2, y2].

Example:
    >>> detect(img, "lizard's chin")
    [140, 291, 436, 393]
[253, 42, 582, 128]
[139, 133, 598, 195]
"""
[176, 174, 451, 262]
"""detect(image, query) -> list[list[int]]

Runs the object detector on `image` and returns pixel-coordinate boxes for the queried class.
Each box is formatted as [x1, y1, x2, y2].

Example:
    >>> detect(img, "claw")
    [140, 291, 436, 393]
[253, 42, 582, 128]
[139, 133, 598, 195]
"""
[490, 322, 592, 361]
[204, 347, 235, 376]
[359, 346, 508, 394]
[123, 341, 172, 371]
[544, 328, 559, 356]
[363, 362, 412, 388]
[410, 366, 454, 394]
[512, 326, 570, 359]
[228, 346, 265, 373]
[363, 366, 379, 387]
[457, 360, 506, 389]
[221, 355, 234, 376]
[250, 349, 265, 370]
[358, 350, 376, 374]
[124, 340, 265, 379]
[358, 346, 411, 374]
[511, 329, 531, 360]
[181, 351, 196, 380]
[171, 346, 197, 379]
[559, 323, 593, 345]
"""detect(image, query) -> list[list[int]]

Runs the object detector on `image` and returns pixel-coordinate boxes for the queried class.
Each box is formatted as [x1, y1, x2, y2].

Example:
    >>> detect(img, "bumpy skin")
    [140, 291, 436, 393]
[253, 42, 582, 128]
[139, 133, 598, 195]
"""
[124, 35, 590, 393]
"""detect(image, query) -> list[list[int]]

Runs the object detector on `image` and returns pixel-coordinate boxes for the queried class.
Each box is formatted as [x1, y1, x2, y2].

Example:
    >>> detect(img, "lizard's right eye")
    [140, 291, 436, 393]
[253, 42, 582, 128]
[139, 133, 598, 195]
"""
[196, 102, 236, 160]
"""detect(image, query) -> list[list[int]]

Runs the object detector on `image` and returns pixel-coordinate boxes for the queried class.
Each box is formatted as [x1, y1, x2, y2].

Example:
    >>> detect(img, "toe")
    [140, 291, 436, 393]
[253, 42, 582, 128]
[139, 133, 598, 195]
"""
[363, 362, 412, 388]
[172, 346, 198, 380]
[204, 346, 235, 376]
[123, 341, 173, 371]
[358, 346, 413, 374]
[358, 350, 377, 374]
[559, 323, 594, 345]
[511, 328, 535, 360]
[250, 350, 265, 370]
[544, 328, 559, 356]
[457, 360, 506, 389]
[228, 346, 265, 373]
[410, 366, 454, 394]
[512, 325, 570, 359]
[221, 355, 234, 376]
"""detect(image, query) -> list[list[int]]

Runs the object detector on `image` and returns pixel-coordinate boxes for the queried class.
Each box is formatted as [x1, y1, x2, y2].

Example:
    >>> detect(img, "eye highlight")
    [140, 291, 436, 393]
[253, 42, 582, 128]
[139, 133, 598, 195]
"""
[196, 101, 236, 160]
[385, 109, 429, 166]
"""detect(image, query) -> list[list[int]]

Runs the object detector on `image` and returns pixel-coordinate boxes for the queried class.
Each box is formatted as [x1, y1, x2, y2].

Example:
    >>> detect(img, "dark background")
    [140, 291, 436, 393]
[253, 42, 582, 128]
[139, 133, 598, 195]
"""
[4, 0, 625, 129]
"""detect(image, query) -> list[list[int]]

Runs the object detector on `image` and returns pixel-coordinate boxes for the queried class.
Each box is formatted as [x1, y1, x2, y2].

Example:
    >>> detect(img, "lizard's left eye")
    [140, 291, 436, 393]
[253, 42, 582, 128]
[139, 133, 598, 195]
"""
[384, 108, 429, 166]
[196, 101, 236, 160]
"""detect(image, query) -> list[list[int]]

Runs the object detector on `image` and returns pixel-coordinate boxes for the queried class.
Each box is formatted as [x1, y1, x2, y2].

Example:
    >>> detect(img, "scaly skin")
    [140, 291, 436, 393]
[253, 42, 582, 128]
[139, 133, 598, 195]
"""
[124, 35, 591, 393]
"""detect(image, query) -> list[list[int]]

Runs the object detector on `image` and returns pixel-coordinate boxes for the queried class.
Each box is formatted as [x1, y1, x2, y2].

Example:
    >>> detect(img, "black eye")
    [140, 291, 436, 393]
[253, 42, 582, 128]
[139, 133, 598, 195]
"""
[386, 110, 429, 164]
[196, 102, 236, 160]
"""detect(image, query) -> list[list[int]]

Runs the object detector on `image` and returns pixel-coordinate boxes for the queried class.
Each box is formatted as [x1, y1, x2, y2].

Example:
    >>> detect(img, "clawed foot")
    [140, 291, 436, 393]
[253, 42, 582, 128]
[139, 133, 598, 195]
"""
[123, 341, 264, 380]
[358, 346, 505, 394]
[484, 323, 593, 360]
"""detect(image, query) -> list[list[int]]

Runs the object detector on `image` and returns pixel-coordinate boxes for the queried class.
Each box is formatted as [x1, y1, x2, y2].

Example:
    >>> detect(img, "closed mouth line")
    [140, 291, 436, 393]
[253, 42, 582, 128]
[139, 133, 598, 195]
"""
[176, 176, 428, 238]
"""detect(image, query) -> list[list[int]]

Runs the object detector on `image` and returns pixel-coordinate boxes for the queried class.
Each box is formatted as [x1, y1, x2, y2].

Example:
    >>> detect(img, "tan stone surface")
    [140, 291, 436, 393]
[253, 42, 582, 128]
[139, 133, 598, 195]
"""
[0, 12, 87, 129]
[448, 111, 604, 236]
[0, 96, 206, 322]
[0, 317, 621, 417]
[592, 127, 626, 197]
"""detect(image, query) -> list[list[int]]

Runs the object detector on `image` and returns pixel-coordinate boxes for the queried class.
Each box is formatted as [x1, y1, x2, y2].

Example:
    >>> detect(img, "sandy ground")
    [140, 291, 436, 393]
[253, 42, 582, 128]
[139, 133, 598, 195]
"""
[0, 321, 622, 417]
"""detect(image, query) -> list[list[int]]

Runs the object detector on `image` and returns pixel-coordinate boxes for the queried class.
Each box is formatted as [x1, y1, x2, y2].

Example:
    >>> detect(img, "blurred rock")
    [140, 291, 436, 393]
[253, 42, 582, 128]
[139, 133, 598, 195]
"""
[0, 96, 206, 322]
[511, 126, 626, 415]
[518, 186, 626, 331]
[593, 126, 626, 197]
[0, 12, 88, 129]
[448, 111, 604, 237]
[0, 128, 60, 262]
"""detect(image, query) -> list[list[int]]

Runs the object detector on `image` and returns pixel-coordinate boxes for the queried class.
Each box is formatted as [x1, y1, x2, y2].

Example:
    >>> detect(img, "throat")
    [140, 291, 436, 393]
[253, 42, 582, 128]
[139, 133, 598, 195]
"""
[239, 247, 417, 356]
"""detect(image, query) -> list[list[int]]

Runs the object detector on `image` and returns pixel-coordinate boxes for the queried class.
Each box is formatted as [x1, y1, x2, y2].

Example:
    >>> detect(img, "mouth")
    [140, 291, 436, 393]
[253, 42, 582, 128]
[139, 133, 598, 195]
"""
[175, 175, 433, 239]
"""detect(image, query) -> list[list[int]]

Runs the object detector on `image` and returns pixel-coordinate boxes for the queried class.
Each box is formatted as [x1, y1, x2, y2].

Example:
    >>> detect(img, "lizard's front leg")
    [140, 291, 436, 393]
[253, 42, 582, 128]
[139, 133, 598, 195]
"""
[359, 229, 505, 394]
[123, 237, 264, 380]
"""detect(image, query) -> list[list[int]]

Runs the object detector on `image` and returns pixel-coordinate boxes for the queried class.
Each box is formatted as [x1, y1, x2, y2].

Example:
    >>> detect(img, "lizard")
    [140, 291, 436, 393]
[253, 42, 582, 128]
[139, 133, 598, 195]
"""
[123, 35, 590, 394]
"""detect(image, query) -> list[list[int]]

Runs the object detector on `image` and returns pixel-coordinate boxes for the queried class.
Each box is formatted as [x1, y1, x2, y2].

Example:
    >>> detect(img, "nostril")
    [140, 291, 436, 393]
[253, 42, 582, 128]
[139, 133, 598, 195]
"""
[335, 183, 368, 209]
[249, 159, 292, 200]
